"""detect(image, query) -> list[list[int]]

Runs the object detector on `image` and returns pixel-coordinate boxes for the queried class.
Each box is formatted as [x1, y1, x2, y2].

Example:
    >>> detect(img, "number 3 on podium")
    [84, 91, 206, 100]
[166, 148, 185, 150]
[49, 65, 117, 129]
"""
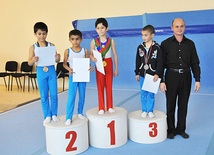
[149, 122, 158, 137]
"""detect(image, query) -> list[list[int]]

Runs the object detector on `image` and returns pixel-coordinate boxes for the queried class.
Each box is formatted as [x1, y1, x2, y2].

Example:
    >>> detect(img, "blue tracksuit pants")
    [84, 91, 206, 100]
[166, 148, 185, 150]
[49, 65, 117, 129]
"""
[66, 75, 86, 121]
[37, 66, 58, 119]
[140, 76, 155, 113]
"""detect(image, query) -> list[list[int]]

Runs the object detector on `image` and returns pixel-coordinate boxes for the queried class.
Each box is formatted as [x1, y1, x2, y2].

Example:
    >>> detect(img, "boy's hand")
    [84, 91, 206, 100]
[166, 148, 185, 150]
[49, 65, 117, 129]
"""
[113, 70, 118, 77]
[55, 54, 61, 62]
[153, 74, 159, 82]
[135, 75, 140, 82]
[91, 57, 97, 62]
[69, 68, 74, 76]
[160, 83, 167, 93]
[89, 66, 94, 72]
[32, 56, 39, 63]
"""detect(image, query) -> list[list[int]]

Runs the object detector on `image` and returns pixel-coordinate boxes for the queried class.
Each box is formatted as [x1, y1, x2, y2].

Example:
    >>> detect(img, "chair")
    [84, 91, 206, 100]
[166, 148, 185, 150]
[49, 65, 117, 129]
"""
[28, 72, 38, 91]
[11, 61, 33, 92]
[0, 70, 9, 88]
[56, 62, 69, 91]
[0, 61, 18, 91]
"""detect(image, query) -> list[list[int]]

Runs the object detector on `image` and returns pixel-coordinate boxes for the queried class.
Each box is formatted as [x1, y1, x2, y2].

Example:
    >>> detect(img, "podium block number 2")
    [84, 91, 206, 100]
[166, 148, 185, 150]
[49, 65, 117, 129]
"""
[107, 120, 116, 145]
[65, 131, 77, 152]
[149, 122, 158, 137]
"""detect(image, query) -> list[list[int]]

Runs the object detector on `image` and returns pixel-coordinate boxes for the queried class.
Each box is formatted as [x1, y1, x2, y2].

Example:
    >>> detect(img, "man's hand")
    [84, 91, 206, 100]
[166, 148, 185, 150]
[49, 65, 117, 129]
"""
[194, 82, 201, 92]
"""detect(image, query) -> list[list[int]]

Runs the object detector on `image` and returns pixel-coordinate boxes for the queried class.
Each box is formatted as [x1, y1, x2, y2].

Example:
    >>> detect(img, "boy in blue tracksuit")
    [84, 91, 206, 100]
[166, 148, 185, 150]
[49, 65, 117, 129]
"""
[135, 25, 163, 118]
[28, 22, 60, 124]
[63, 29, 94, 125]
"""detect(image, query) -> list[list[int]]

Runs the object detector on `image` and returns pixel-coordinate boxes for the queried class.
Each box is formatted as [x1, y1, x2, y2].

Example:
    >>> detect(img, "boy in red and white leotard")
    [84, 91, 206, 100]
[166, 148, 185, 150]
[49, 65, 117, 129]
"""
[89, 18, 118, 114]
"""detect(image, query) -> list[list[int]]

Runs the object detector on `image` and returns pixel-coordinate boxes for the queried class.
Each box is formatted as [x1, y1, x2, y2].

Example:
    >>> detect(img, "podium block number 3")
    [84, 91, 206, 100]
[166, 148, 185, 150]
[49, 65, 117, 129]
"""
[149, 122, 158, 137]
[107, 120, 116, 145]
[65, 131, 77, 152]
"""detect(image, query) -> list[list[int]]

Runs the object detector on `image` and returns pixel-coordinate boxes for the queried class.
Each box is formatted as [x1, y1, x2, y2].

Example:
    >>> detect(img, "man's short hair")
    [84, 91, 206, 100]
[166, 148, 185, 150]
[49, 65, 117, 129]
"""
[69, 29, 82, 39]
[34, 22, 48, 33]
[95, 18, 108, 28]
[172, 18, 185, 26]
[142, 25, 155, 34]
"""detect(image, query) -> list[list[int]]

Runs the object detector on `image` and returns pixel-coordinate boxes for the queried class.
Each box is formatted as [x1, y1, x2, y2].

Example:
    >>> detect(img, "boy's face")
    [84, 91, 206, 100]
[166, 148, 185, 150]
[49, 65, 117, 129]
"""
[96, 23, 109, 37]
[34, 29, 47, 42]
[142, 30, 154, 43]
[69, 35, 82, 47]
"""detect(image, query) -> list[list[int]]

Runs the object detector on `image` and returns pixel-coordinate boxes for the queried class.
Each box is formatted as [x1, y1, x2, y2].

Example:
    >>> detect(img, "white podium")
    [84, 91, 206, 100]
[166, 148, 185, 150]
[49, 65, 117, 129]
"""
[86, 107, 128, 148]
[43, 115, 89, 155]
[128, 110, 167, 144]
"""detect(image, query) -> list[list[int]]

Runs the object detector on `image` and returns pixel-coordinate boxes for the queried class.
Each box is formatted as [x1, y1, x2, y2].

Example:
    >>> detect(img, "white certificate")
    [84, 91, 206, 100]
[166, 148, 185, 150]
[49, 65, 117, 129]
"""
[73, 58, 90, 82]
[35, 46, 56, 66]
[93, 49, 105, 75]
[142, 74, 161, 94]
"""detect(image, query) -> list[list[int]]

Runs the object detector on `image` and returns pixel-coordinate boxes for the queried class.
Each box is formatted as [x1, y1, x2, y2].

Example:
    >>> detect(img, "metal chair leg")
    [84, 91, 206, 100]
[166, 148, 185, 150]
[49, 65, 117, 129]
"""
[18, 77, 22, 89]
[8, 75, 10, 91]
[15, 77, 19, 89]
[34, 78, 38, 89]
[63, 77, 65, 91]
[28, 77, 30, 92]
[23, 76, 25, 92]
[3, 77, 7, 88]
[31, 78, 35, 89]
[11, 76, 13, 91]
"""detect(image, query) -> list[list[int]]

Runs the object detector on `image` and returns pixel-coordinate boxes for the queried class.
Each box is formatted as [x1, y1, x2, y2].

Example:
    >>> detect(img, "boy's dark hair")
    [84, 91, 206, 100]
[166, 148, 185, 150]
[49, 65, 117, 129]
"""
[142, 25, 155, 34]
[69, 29, 82, 39]
[95, 18, 108, 28]
[34, 22, 48, 33]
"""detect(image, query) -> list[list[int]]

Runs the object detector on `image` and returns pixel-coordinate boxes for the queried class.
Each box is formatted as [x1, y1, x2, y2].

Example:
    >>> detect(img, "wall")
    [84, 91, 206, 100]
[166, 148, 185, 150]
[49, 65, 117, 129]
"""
[0, 0, 214, 87]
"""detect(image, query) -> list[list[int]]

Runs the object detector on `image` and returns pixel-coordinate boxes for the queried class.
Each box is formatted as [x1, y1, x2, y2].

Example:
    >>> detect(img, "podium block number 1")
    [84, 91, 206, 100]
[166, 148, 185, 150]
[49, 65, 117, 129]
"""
[65, 131, 77, 152]
[149, 122, 158, 137]
[107, 120, 116, 145]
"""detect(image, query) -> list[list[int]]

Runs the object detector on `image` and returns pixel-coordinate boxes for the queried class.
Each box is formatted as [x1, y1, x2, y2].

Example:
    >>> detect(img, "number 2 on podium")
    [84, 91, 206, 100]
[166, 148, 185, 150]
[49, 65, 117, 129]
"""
[65, 131, 77, 152]
[107, 120, 116, 145]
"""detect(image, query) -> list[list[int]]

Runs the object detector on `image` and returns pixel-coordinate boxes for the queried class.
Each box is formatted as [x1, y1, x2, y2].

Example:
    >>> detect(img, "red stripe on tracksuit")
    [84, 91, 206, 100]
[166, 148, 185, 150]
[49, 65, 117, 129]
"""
[96, 58, 113, 111]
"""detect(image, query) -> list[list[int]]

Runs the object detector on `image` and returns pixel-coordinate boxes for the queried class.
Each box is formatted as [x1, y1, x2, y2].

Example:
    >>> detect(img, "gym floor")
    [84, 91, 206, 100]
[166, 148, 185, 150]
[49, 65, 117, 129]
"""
[0, 85, 214, 155]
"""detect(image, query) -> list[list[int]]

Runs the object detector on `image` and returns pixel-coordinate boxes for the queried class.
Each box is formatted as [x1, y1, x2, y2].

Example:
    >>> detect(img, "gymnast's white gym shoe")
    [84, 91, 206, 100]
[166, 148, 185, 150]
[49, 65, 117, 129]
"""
[148, 112, 155, 118]
[43, 117, 51, 124]
[78, 114, 85, 119]
[98, 110, 104, 115]
[108, 108, 115, 113]
[141, 112, 147, 118]
[65, 119, 72, 125]
[52, 115, 59, 122]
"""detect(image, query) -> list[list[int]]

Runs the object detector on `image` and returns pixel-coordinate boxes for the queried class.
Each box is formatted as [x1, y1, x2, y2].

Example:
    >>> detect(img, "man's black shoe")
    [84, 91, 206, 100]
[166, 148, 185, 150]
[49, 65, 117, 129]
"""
[177, 132, 189, 139]
[167, 133, 175, 139]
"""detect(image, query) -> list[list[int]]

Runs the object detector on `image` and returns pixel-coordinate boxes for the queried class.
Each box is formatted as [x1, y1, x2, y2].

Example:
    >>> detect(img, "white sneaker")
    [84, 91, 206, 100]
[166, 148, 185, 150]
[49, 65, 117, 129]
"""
[52, 115, 59, 122]
[78, 114, 85, 119]
[98, 110, 104, 115]
[65, 119, 72, 125]
[43, 117, 51, 124]
[141, 112, 147, 118]
[108, 108, 115, 113]
[148, 112, 155, 118]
